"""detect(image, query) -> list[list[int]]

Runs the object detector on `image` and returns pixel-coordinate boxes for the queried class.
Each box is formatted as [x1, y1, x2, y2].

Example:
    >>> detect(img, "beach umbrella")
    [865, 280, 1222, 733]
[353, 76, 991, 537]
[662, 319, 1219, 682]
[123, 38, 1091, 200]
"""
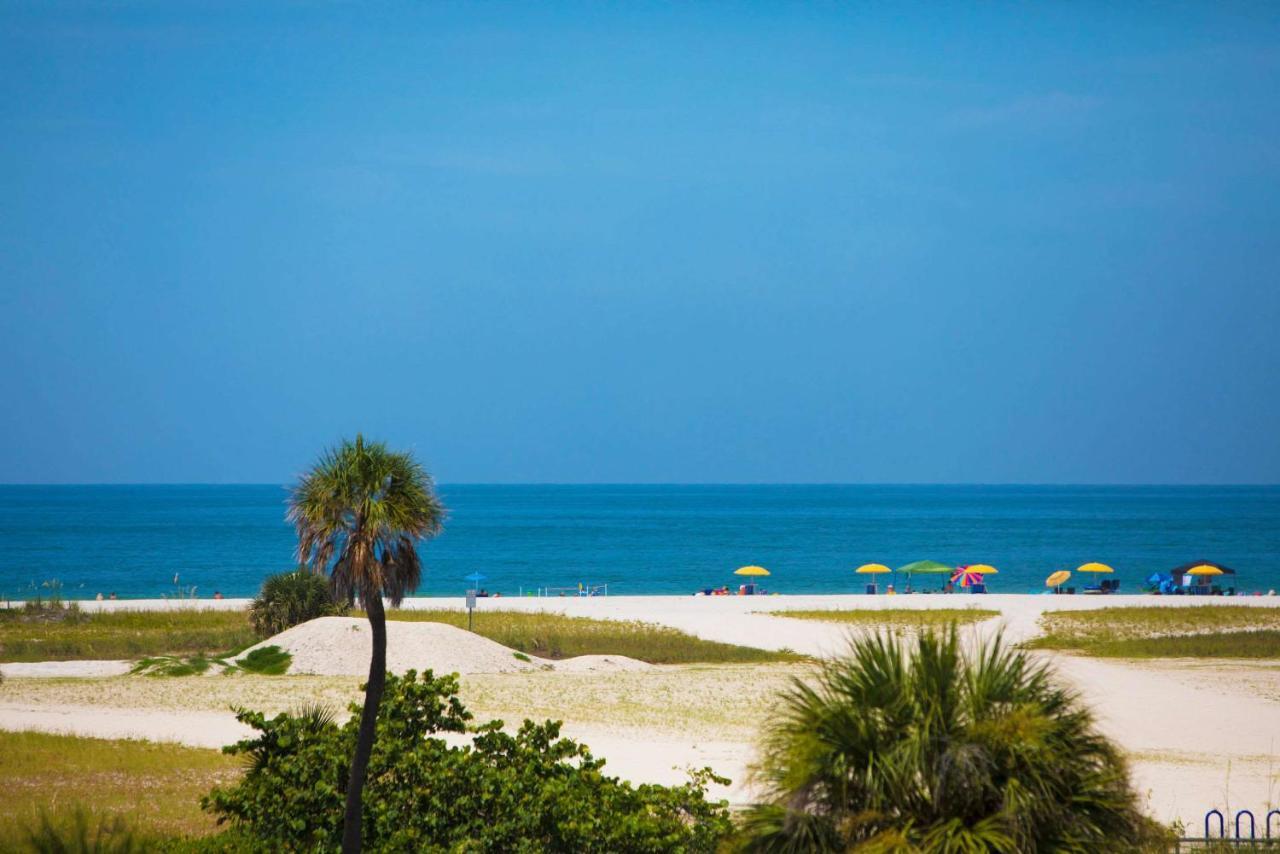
[734, 565, 770, 577]
[856, 563, 891, 594]
[966, 563, 999, 575]
[1076, 562, 1114, 575]
[463, 572, 487, 586]
[897, 560, 950, 593]
[855, 564, 891, 575]
[1184, 565, 1223, 577]
[897, 560, 951, 574]
[951, 568, 985, 588]
[1046, 570, 1071, 589]
[734, 564, 769, 595]
[1171, 560, 1235, 579]
[1180, 563, 1225, 594]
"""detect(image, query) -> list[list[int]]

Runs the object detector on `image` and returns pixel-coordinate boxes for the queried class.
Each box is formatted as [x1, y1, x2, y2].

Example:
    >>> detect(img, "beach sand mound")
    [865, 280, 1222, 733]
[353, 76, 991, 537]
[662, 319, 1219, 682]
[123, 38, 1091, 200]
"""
[238, 617, 546, 676]
[550, 655, 653, 673]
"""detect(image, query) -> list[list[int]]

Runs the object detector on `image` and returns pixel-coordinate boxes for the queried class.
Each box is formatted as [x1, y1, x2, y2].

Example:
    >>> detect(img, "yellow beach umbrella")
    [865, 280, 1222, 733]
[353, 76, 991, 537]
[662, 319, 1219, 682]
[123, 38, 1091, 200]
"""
[734, 565, 770, 577]
[1077, 562, 1114, 574]
[1046, 570, 1071, 588]
[966, 564, 999, 575]
[1185, 564, 1223, 577]
[855, 563, 891, 574]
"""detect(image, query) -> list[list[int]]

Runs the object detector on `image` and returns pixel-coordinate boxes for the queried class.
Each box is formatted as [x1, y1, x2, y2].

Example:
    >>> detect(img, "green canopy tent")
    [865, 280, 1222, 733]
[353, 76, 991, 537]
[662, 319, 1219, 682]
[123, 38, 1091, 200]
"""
[897, 560, 952, 593]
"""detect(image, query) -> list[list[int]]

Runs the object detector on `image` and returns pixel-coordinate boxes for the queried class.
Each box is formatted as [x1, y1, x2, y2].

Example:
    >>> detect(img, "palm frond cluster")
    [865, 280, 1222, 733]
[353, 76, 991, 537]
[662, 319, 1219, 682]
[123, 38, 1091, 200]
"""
[736, 628, 1165, 853]
[288, 435, 445, 605]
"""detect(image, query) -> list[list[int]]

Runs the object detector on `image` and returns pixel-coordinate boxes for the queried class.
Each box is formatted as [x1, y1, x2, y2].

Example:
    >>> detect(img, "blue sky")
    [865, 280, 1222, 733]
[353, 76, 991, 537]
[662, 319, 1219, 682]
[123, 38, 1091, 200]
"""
[2, 3, 1278, 484]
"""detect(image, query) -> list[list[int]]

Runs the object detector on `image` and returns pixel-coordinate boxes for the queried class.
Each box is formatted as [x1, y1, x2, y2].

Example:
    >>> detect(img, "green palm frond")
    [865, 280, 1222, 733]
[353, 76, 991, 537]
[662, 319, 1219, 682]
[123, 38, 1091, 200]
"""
[288, 435, 444, 606]
[734, 625, 1162, 853]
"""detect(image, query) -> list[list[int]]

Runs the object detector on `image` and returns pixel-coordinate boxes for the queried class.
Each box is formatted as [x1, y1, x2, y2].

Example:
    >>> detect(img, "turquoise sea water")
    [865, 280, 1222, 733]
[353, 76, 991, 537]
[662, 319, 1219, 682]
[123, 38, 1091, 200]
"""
[1, 485, 1278, 600]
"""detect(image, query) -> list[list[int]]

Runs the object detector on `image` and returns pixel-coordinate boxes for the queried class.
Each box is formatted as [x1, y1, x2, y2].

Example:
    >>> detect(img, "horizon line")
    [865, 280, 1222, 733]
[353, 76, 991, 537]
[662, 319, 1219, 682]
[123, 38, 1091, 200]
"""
[2, 481, 1279, 489]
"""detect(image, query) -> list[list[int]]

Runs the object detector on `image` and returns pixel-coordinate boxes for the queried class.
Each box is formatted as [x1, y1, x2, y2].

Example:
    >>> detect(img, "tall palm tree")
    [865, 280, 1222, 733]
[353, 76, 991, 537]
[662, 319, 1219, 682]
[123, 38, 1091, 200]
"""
[734, 626, 1164, 853]
[288, 435, 445, 853]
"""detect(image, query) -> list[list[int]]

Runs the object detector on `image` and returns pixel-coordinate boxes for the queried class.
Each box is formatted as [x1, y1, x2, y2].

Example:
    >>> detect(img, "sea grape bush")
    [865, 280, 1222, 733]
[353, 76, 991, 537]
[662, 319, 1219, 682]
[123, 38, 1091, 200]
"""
[202, 670, 732, 852]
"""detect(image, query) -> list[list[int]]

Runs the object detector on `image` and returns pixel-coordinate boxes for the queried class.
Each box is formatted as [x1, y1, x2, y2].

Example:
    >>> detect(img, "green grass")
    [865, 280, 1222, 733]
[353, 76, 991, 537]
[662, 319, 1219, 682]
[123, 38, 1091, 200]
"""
[380, 609, 806, 664]
[0, 731, 240, 844]
[771, 608, 999, 627]
[1026, 606, 1280, 658]
[0, 607, 259, 662]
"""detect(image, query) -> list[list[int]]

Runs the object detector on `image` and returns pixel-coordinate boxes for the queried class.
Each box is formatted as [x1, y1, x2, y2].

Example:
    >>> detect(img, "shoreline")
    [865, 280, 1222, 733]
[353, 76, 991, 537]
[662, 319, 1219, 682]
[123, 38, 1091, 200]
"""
[30, 592, 1280, 611]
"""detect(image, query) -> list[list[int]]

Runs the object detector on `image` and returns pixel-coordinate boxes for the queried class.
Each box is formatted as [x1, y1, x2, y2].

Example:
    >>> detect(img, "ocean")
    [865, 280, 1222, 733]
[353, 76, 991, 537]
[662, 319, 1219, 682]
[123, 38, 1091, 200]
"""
[1, 484, 1278, 600]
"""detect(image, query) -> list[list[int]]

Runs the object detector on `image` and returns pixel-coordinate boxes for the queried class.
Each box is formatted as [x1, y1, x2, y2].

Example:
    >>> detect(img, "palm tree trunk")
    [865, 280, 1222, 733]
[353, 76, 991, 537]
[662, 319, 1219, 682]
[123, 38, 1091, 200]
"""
[342, 591, 386, 853]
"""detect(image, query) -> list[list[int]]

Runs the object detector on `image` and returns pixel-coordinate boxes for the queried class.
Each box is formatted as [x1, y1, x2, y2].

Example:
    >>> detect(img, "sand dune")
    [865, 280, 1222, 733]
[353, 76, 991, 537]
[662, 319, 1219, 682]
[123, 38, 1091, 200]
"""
[236, 616, 651, 676]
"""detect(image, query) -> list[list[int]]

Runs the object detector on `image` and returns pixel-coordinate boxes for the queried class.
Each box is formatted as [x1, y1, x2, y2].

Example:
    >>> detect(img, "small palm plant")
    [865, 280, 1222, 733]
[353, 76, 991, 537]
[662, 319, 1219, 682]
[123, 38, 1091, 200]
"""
[288, 435, 445, 853]
[249, 566, 345, 636]
[734, 626, 1165, 853]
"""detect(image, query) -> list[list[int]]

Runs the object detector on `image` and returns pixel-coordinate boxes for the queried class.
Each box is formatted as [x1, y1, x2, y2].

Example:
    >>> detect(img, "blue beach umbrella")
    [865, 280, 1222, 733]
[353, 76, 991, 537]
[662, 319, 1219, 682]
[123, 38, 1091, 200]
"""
[463, 572, 487, 587]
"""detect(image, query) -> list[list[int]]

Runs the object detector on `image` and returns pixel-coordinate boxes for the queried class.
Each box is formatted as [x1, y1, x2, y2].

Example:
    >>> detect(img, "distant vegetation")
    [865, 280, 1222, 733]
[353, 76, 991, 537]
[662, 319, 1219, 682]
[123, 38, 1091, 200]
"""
[382, 609, 806, 664]
[771, 607, 999, 628]
[1026, 606, 1280, 658]
[0, 600, 801, 666]
[0, 605, 258, 663]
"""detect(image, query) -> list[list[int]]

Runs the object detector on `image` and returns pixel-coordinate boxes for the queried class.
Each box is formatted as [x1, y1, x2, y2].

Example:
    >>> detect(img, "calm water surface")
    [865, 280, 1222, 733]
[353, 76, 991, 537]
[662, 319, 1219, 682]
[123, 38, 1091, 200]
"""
[1, 485, 1277, 599]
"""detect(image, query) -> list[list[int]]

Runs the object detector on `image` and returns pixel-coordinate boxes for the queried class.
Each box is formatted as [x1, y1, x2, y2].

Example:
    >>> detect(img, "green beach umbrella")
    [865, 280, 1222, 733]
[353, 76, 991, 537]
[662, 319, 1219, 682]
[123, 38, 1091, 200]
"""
[897, 560, 951, 592]
[897, 560, 952, 575]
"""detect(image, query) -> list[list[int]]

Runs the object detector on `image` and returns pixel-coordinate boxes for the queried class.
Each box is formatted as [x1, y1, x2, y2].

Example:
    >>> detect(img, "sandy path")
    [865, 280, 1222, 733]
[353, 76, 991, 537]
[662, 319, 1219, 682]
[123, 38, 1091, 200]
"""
[1048, 656, 1280, 822]
[0, 660, 133, 678]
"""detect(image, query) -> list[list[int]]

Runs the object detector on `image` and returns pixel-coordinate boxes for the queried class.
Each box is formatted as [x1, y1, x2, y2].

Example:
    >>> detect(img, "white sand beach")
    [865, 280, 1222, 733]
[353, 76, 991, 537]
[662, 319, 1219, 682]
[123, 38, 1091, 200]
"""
[3, 594, 1279, 825]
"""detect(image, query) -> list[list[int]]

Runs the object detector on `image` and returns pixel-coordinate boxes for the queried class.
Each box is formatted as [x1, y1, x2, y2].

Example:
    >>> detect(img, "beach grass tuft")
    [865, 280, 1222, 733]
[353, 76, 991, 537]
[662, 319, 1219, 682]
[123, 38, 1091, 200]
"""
[0, 608, 259, 663]
[235, 644, 292, 675]
[769, 608, 999, 628]
[380, 609, 806, 664]
[1026, 606, 1280, 658]
[131, 653, 221, 678]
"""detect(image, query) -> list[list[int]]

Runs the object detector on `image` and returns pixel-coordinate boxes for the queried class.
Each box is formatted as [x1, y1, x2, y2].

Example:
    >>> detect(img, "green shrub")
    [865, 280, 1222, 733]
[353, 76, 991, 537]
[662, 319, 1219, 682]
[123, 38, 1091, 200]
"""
[203, 670, 732, 852]
[247, 569, 343, 637]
